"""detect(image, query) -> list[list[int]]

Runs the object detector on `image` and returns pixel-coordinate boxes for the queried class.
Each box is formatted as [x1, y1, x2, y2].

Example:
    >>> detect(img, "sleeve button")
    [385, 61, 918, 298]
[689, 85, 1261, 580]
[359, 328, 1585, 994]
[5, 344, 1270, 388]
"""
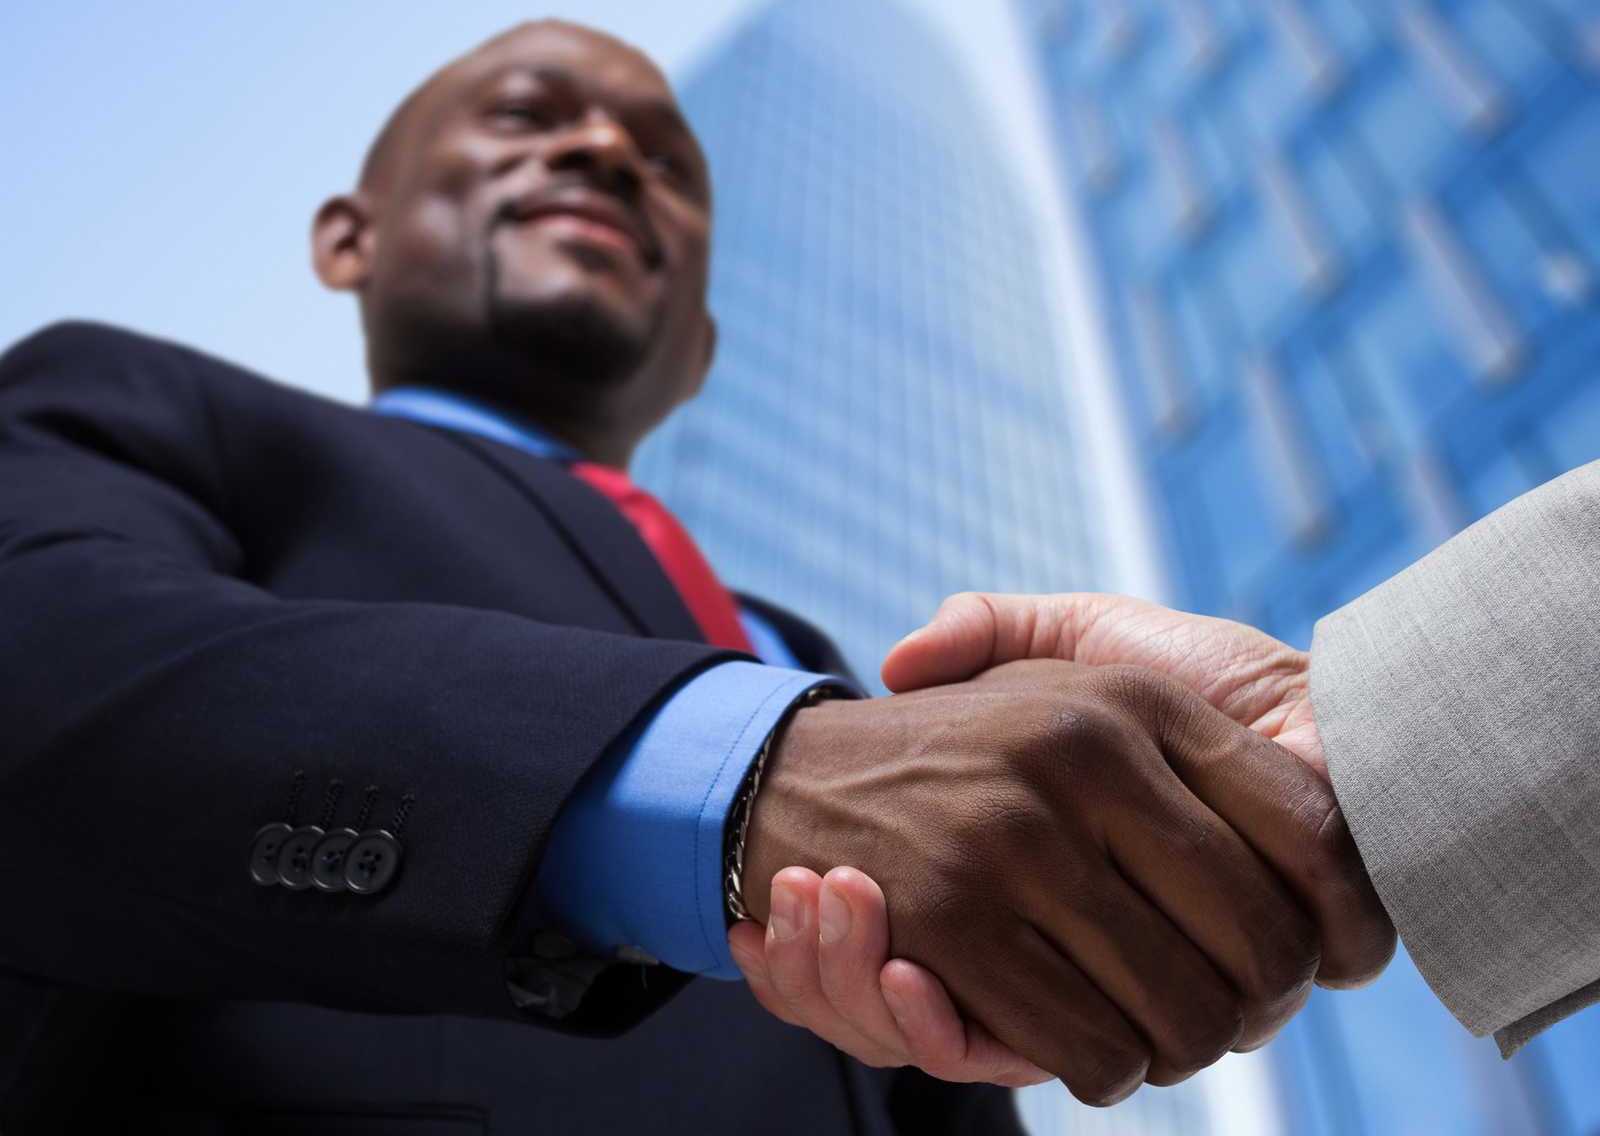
[249, 823, 294, 887]
[276, 825, 325, 891]
[343, 830, 403, 895]
[311, 827, 360, 892]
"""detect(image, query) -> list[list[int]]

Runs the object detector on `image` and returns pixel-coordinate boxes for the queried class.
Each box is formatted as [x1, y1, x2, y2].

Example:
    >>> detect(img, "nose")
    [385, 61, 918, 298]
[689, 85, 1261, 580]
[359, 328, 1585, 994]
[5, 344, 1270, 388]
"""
[545, 111, 643, 197]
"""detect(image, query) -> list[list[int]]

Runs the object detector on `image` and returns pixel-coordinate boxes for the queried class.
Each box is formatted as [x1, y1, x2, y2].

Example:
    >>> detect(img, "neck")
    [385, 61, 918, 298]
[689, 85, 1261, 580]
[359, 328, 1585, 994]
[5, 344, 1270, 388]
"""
[540, 414, 635, 469]
[370, 345, 642, 469]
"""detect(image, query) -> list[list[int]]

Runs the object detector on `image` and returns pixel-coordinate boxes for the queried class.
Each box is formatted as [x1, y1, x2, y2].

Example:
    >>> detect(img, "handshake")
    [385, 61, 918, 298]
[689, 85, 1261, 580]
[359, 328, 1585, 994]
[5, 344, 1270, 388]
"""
[727, 592, 1396, 1106]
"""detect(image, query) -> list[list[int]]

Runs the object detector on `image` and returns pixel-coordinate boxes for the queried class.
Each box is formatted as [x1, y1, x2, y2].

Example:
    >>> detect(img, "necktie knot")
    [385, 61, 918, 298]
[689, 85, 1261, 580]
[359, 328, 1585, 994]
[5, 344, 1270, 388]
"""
[568, 460, 641, 505]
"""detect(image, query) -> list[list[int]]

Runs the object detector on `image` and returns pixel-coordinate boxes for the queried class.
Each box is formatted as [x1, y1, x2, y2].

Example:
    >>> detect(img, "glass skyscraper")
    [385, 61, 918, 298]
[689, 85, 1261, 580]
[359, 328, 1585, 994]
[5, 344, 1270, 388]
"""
[633, 0, 1098, 689]
[1022, 0, 1600, 1132]
[641, 1, 1266, 1131]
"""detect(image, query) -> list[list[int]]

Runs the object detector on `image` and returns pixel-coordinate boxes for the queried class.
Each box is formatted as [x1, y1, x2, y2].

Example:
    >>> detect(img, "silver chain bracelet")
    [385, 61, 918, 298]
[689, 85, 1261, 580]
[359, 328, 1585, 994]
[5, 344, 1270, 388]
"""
[724, 683, 847, 922]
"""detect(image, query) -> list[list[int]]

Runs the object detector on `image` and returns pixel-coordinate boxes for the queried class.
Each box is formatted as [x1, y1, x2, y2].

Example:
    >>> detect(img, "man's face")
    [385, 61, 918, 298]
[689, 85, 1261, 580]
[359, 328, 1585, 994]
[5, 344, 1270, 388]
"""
[352, 22, 714, 404]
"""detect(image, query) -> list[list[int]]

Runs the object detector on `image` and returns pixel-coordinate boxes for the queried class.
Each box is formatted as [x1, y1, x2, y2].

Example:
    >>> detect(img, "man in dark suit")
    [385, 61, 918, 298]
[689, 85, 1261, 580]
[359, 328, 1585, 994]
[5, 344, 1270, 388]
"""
[0, 20, 1394, 1133]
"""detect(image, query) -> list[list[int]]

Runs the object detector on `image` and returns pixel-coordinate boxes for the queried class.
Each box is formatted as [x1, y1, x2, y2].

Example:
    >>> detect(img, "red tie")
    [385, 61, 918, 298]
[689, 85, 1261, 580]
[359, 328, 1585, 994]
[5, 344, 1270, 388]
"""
[569, 462, 754, 653]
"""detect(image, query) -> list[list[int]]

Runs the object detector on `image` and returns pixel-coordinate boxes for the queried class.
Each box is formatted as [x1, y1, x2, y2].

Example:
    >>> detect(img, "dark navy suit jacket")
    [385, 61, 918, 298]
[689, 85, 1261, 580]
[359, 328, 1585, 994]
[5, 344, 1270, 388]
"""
[0, 323, 1021, 1135]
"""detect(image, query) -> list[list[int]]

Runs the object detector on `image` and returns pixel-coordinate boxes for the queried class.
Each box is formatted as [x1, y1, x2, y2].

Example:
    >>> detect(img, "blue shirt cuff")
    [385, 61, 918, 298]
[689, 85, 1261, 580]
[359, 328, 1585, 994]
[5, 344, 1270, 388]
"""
[536, 662, 845, 978]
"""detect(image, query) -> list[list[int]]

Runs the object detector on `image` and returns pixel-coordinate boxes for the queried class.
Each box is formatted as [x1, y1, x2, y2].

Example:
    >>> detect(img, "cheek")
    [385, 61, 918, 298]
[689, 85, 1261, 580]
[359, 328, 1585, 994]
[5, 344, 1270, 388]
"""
[405, 196, 473, 261]
[379, 195, 483, 296]
[663, 222, 712, 303]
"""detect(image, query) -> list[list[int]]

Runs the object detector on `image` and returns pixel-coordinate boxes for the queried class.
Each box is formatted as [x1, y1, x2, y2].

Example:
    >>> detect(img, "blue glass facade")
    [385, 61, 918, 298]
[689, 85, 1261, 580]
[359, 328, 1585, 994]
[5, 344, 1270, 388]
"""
[633, 0, 1098, 689]
[1022, 0, 1600, 1132]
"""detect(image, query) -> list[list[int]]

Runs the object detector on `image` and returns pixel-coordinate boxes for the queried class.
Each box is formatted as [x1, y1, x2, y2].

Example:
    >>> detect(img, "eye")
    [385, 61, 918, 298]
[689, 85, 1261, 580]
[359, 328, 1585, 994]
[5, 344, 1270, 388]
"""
[490, 100, 556, 130]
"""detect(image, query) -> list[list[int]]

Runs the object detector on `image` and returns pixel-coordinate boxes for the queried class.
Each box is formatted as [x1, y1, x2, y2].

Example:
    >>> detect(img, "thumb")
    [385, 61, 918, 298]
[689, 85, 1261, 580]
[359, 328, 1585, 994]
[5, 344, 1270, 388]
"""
[883, 592, 1086, 692]
[883, 595, 992, 694]
[881, 592, 998, 691]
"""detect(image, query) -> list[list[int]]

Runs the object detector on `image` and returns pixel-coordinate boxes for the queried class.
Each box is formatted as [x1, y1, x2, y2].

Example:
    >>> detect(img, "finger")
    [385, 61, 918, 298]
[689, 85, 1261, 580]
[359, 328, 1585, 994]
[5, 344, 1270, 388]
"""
[730, 922, 802, 1027]
[1097, 738, 1321, 1049]
[1137, 677, 1398, 988]
[937, 917, 1151, 1107]
[880, 960, 1051, 1087]
[1019, 848, 1244, 1084]
[765, 868, 903, 1067]
[816, 868, 908, 1052]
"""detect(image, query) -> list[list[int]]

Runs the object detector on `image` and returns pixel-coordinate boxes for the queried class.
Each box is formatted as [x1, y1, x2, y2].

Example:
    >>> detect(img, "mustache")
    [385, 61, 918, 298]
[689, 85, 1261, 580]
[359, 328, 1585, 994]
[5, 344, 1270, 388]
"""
[491, 181, 663, 268]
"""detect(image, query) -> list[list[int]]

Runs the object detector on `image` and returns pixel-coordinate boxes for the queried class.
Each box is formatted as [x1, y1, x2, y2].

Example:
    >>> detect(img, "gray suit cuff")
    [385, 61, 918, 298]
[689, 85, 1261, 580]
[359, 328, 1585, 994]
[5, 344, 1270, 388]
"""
[1310, 459, 1600, 1055]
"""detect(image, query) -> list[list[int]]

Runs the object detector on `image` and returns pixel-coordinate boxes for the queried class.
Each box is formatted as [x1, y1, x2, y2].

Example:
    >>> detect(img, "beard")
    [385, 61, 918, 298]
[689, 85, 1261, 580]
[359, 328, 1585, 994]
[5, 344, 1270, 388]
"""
[483, 234, 660, 392]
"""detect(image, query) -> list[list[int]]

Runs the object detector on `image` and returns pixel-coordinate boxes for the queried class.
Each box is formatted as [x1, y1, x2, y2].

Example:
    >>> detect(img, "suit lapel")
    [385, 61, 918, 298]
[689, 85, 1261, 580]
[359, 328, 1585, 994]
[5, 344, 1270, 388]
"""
[435, 430, 704, 643]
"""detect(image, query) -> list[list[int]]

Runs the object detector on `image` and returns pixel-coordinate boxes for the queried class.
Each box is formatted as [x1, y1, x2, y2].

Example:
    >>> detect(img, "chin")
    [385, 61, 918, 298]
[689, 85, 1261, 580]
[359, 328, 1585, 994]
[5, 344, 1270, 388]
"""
[488, 291, 654, 387]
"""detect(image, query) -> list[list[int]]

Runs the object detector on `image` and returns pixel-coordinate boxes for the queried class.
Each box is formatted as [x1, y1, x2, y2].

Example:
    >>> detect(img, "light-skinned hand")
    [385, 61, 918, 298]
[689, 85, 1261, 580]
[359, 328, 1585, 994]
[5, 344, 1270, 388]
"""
[728, 866, 1051, 1088]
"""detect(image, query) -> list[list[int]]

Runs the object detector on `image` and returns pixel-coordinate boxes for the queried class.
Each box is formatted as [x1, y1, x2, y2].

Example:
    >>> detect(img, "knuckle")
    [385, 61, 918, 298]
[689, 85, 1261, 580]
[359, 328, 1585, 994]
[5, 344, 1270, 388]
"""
[1070, 1043, 1150, 1108]
[1161, 997, 1244, 1074]
[1022, 700, 1130, 783]
[1251, 908, 1322, 999]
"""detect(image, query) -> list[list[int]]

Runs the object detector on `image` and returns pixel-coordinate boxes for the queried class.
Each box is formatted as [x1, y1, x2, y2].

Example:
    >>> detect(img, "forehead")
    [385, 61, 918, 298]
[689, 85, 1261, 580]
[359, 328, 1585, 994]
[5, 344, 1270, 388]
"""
[453, 21, 676, 106]
[362, 22, 693, 191]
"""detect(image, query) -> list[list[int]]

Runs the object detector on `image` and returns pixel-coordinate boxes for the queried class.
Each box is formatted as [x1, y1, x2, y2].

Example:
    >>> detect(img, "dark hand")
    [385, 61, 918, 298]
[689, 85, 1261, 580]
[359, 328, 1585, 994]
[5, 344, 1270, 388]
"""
[741, 659, 1393, 1105]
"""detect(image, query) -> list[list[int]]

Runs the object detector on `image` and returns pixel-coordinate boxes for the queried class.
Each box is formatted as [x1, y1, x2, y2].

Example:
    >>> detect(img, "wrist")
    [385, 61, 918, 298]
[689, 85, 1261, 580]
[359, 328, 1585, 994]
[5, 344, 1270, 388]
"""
[739, 693, 863, 923]
[727, 684, 851, 925]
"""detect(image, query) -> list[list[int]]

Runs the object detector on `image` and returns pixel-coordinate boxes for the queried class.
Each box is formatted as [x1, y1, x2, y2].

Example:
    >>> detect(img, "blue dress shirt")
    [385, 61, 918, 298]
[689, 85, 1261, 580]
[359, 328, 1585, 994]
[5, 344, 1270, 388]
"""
[372, 388, 843, 978]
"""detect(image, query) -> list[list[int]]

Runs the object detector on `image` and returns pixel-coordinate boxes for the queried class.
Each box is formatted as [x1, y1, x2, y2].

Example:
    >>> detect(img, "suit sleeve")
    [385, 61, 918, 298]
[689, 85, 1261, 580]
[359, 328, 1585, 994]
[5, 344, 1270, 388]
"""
[1309, 458, 1600, 1055]
[0, 322, 738, 1031]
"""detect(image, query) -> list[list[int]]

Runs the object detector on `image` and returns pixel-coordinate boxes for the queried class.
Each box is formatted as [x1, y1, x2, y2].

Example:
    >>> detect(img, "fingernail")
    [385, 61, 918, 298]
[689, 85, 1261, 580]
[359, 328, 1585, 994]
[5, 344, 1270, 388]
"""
[818, 883, 851, 945]
[769, 883, 800, 941]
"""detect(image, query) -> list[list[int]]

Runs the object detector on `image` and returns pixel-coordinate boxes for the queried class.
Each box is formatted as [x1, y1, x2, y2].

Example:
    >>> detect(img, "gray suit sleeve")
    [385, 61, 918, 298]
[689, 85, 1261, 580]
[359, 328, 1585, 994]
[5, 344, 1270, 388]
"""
[1309, 459, 1600, 1056]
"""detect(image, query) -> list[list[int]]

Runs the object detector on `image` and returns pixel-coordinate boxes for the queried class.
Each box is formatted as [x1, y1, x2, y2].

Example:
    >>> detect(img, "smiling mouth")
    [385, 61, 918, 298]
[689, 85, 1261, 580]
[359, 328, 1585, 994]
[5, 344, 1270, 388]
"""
[525, 211, 641, 257]
[499, 193, 660, 268]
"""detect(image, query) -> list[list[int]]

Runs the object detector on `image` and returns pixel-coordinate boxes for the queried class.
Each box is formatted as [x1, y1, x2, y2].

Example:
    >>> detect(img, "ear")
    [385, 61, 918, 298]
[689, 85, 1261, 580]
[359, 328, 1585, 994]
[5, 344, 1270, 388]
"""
[311, 193, 377, 292]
